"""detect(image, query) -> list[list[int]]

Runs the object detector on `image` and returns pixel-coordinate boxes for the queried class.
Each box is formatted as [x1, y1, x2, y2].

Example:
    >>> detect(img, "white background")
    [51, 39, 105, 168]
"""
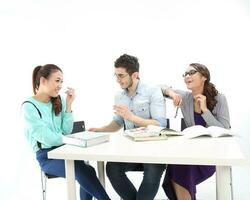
[0, 0, 249, 199]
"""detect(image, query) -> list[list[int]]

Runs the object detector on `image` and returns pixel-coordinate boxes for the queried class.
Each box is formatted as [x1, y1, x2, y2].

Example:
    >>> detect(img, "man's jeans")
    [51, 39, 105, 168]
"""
[106, 162, 166, 200]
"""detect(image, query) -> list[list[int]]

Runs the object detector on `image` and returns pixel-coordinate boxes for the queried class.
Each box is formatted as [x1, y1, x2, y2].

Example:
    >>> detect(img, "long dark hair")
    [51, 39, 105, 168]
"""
[32, 64, 62, 115]
[190, 63, 218, 111]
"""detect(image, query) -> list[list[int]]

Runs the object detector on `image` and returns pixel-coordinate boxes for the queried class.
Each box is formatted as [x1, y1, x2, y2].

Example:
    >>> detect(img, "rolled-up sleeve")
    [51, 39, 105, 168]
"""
[150, 87, 167, 127]
[113, 114, 124, 126]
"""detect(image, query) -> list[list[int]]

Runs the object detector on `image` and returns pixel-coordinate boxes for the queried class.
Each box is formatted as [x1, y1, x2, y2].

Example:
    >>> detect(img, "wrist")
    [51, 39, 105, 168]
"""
[168, 90, 175, 98]
[66, 106, 72, 113]
[129, 114, 137, 123]
[201, 107, 208, 113]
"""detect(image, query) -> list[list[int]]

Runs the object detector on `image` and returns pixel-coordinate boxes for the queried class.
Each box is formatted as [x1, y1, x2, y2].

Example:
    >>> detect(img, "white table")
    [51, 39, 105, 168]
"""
[48, 134, 246, 200]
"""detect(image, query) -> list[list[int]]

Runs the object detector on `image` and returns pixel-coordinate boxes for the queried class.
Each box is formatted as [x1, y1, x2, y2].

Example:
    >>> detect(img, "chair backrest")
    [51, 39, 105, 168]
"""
[180, 118, 186, 131]
[166, 118, 170, 128]
[72, 121, 85, 133]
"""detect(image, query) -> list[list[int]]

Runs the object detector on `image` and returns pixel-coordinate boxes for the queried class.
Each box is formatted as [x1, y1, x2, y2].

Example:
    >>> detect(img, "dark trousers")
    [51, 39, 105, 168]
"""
[106, 162, 166, 200]
[36, 147, 110, 200]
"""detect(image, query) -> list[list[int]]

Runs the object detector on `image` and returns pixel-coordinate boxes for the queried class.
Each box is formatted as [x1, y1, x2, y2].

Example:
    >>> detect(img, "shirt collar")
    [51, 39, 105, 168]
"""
[122, 80, 143, 96]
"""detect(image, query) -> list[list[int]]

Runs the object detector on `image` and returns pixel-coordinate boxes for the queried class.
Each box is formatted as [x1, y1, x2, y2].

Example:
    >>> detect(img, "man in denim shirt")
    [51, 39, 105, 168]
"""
[89, 54, 167, 200]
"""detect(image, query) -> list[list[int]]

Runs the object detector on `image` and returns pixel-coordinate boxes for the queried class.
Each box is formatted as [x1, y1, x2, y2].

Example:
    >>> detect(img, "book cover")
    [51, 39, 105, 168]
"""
[63, 131, 110, 147]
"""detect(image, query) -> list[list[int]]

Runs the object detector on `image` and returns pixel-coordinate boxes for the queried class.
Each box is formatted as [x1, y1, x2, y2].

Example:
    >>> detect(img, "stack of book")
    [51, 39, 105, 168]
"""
[63, 131, 110, 147]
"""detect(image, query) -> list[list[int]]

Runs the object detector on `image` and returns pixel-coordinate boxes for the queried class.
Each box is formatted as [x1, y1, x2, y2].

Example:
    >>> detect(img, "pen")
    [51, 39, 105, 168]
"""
[174, 107, 179, 118]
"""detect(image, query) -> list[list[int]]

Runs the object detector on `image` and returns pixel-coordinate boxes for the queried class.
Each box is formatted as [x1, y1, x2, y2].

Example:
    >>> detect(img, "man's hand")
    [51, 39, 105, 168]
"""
[88, 127, 102, 132]
[88, 121, 122, 132]
[113, 105, 134, 121]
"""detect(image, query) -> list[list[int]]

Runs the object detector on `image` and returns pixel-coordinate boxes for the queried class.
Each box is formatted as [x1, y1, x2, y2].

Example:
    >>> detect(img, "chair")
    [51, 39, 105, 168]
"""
[40, 120, 85, 200]
[118, 119, 175, 200]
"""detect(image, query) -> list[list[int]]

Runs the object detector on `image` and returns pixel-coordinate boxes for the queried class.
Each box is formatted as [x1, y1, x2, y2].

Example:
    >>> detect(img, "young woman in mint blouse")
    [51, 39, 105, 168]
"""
[161, 63, 230, 200]
[22, 64, 110, 200]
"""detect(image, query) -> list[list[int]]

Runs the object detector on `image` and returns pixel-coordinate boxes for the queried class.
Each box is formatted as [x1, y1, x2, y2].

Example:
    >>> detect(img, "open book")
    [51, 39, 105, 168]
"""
[124, 125, 233, 141]
[124, 125, 180, 141]
[180, 125, 233, 139]
[62, 131, 110, 147]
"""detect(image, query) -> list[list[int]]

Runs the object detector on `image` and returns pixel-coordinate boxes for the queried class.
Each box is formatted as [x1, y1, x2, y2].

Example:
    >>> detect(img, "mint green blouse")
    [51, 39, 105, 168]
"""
[22, 97, 73, 152]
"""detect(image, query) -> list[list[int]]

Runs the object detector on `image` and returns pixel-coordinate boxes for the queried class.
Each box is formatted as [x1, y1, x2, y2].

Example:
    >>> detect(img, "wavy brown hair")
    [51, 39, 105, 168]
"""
[190, 63, 218, 111]
[32, 64, 62, 115]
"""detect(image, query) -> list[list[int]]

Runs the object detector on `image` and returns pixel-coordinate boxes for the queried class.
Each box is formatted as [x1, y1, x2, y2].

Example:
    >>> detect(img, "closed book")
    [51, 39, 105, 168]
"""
[63, 131, 110, 147]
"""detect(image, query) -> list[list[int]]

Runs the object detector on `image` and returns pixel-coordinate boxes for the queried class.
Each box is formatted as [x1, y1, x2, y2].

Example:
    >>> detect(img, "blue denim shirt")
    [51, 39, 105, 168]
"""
[113, 81, 167, 130]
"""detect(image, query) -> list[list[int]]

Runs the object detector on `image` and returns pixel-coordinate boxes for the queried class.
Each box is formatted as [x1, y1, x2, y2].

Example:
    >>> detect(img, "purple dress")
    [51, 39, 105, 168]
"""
[162, 112, 215, 200]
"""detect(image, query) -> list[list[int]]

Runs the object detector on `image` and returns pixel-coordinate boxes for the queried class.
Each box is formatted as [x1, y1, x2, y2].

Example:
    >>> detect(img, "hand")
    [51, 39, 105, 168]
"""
[194, 94, 208, 112]
[113, 105, 134, 121]
[88, 128, 101, 132]
[65, 87, 75, 106]
[169, 91, 182, 107]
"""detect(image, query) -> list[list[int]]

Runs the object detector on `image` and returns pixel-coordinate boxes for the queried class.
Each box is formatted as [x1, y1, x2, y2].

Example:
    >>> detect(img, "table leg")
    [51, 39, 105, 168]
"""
[65, 160, 76, 200]
[216, 166, 232, 200]
[97, 161, 105, 188]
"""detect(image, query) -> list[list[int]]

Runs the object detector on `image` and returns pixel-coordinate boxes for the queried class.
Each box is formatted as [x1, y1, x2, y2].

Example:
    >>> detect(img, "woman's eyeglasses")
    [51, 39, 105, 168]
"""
[182, 69, 197, 77]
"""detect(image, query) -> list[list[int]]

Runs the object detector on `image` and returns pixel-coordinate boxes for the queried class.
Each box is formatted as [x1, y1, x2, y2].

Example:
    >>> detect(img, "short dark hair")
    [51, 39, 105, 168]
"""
[114, 54, 139, 74]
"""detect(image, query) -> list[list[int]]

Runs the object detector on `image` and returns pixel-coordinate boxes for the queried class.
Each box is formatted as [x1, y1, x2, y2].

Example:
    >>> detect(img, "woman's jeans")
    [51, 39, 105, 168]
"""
[36, 147, 110, 200]
[106, 162, 166, 200]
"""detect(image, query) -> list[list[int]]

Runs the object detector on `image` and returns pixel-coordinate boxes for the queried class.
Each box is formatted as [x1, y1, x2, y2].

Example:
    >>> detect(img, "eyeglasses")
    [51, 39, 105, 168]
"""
[114, 73, 129, 80]
[182, 69, 198, 77]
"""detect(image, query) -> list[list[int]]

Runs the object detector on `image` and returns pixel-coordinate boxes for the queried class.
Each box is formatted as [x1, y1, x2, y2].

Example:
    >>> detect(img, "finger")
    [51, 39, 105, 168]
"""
[113, 105, 121, 110]
[114, 105, 127, 110]
[113, 106, 121, 112]
[65, 87, 75, 93]
[173, 101, 178, 107]
[178, 99, 182, 106]
[173, 98, 181, 107]
[114, 105, 126, 112]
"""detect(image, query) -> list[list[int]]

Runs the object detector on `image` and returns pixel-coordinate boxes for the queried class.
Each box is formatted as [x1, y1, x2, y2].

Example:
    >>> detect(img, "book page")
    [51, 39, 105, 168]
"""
[207, 126, 233, 138]
[181, 125, 210, 139]
[181, 125, 233, 139]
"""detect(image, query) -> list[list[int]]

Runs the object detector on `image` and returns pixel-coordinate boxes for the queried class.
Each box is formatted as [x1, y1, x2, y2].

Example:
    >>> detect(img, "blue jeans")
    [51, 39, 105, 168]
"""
[106, 162, 166, 200]
[36, 147, 110, 200]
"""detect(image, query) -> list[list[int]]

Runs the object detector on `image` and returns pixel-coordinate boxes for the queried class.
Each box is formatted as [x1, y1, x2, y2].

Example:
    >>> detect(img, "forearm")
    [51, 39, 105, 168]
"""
[130, 115, 160, 127]
[165, 88, 176, 99]
[97, 121, 122, 132]
[202, 110, 230, 129]
[66, 104, 72, 113]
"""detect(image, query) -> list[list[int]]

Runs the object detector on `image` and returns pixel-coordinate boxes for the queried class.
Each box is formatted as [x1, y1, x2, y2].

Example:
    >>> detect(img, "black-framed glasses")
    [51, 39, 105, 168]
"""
[114, 73, 129, 80]
[182, 69, 198, 77]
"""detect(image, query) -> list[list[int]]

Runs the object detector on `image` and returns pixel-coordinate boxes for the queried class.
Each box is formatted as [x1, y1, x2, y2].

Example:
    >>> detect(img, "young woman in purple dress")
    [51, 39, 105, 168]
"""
[161, 63, 231, 200]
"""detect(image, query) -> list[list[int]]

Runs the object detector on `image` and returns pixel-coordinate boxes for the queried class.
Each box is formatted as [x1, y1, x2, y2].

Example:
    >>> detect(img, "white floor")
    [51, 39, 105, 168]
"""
[10, 160, 250, 200]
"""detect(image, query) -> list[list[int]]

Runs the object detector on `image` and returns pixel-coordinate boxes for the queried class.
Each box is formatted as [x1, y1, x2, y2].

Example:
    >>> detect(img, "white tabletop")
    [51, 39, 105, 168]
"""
[49, 133, 246, 166]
